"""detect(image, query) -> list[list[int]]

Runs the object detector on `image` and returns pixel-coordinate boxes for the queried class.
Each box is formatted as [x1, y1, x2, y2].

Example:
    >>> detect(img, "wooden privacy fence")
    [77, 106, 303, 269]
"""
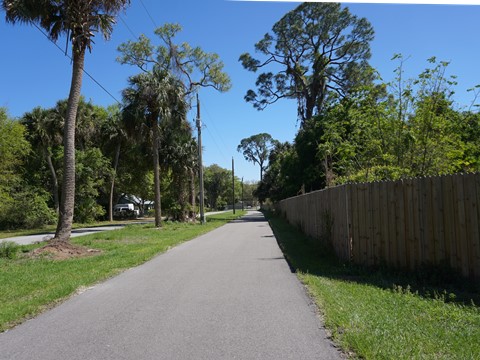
[275, 173, 480, 279]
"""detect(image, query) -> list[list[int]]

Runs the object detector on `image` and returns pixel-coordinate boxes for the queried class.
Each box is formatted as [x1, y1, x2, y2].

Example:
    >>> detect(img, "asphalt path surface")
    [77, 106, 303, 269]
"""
[0, 211, 342, 360]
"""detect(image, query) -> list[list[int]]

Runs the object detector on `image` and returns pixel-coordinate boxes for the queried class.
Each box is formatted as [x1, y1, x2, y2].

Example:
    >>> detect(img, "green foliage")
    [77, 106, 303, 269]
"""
[0, 187, 56, 230]
[240, 2, 374, 124]
[237, 133, 275, 181]
[203, 164, 242, 210]
[74, 148, 112, 223]
[0, 241, 19, 259]
[204, 164, 231, 210]
[117, 23, 231, 93]
[0, 109, 55, 230]
[160, 117, 197, 221]
[0, 108, 30, 188]
[258, 56, 480, 202]
[338, 165, 411, 184]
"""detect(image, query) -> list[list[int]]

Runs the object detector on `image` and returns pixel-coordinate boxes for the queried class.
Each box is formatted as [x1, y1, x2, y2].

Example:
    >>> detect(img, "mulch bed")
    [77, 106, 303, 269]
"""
[30, 240, 101, 260]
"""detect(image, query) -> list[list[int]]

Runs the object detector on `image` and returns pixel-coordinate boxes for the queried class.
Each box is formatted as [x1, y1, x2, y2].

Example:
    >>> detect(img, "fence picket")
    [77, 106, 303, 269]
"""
[404, 178, 416, 270]
[372, 182, 381, 266]
[276, 173, 480, 279]
[464, 174, 478, 277]
[366, 183, 374, 266]
[432, 175, 446, 266]
[425, 177, 435, 265]
[351, 184, 361, 263]
[454, 175, 469, 276]
[379, 181, 389, 264]
[442, 175, 457, 270]
[387, 181, 397, 267]
[475, 175, 480, 278]
[395, 180, 406, 268]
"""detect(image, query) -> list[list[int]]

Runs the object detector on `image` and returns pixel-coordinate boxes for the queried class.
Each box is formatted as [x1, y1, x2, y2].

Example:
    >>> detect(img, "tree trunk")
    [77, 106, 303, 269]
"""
[189, 168, 196, 220]
[152, 121, 162, 227]
[55, 49, 85, 242]
[109, 142, 121, 222]
[44, 147, 59, 214]
[177, 172, 188, 222]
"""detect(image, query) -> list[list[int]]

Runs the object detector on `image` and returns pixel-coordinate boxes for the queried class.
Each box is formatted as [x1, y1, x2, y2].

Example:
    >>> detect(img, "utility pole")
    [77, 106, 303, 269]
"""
[241, 177, 244, 211]
[196, 93, 205, 224]
[232, 157, 235, 215]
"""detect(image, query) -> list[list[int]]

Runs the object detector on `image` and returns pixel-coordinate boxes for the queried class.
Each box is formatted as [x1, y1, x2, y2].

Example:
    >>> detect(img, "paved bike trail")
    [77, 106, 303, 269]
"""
[0, 211, 342, 360]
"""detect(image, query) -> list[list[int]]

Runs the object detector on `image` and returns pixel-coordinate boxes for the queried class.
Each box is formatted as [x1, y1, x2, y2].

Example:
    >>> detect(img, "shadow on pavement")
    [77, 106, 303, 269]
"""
[230, 212, 266, 223]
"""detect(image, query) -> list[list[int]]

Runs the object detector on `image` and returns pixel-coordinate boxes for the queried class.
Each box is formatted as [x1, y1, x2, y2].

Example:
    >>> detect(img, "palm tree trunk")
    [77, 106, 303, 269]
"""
[44, 147, 59, 214]
[152, 121, 162, 227]
[109, 142, 121, 222]
[55, 49, 85, 242]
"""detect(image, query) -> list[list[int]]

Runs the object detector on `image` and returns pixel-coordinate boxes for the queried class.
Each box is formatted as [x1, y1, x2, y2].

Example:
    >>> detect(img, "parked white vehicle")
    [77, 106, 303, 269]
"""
[113, 203, 139, 219]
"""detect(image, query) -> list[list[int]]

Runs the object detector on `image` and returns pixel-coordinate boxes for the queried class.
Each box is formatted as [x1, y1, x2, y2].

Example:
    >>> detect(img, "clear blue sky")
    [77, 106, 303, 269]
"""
[1, 1, 479, 182]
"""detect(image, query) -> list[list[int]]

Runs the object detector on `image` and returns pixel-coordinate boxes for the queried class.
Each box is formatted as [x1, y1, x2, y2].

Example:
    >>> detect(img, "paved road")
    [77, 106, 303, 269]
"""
[0, 211, 342, 360]
[1, 225, 130, 245]
[2, 211, 232, 246]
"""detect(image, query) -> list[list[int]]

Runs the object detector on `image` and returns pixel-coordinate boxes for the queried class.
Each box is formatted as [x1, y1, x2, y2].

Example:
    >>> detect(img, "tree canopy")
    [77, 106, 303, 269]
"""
[239, 2, 374, 126]
[2, 0, 130, 242]
[117, 23, 231, 95]
[258, 56, 480, 203]
[237, 133, 276, 182]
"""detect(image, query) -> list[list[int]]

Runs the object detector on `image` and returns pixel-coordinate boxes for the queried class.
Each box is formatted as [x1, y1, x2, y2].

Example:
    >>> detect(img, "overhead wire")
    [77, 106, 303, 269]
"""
[203, 121, 230, 165]
[202, 100, 231, 152]
[29, 3, 229, 170]
[136, 0, 231, 168]
[119, 15, 138, 39]
[30, 21, 123, 106]
[138, 0, 158, 29]
[194, 99, 231, 167]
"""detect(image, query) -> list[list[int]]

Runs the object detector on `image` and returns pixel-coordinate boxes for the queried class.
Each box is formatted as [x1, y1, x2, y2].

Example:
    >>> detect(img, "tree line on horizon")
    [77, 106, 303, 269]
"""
[0, 1, 237, 233]
[237, 3, 480, 203]
[1, 1, 479, 233]
[0, 101, 255, 230]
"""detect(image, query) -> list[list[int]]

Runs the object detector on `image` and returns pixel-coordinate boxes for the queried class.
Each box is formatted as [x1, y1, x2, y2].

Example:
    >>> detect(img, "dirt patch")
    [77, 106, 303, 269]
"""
[30, 241, 101, 260]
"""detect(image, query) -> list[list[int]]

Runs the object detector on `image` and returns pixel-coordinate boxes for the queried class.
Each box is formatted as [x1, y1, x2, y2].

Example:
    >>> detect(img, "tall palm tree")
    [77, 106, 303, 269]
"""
[160, 119, 198, 221]
[21, 106, 63, 214]
[122, 69, 187, 227]
[2, 0, 130, 242]
[100, 105, 126, 221]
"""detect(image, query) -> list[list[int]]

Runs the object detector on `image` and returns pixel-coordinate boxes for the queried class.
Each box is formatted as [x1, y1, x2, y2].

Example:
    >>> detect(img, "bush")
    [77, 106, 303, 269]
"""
[0, 188, 56, 229]
[0, 241, 19, 259]
[75, 198, 105, 223]
[337, 165, 411, 184]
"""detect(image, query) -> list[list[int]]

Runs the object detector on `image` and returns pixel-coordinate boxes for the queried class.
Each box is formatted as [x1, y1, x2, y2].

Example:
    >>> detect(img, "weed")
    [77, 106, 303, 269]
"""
[0, 241, 19, 259]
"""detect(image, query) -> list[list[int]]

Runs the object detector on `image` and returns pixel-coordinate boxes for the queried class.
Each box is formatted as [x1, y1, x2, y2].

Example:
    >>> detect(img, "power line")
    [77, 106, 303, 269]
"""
[138, 0, 158, 29]
[30, 21, 123, 106]
[119, 15, 138, 39]
[202, 101, 232, 156]
[203, 120, 230, 165]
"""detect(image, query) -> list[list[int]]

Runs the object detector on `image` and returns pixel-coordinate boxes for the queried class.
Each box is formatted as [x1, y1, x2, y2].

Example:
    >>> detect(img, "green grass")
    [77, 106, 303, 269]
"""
[0, 210, 245, 332]
[0, 219, 150, 239]
[266, 211, 480, 360]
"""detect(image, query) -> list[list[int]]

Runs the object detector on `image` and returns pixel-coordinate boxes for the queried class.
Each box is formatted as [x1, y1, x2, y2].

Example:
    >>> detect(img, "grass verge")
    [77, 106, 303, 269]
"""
[266, 211, 480, 360]
[0, 219, 150, 239]
[0, 211, 245, 332]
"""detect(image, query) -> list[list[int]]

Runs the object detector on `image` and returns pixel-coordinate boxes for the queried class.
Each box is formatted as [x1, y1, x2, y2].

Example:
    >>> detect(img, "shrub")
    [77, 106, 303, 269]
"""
[0, 188, 56, 229]
[0, 241, 19, 259]
[75, 198, 105, 223]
